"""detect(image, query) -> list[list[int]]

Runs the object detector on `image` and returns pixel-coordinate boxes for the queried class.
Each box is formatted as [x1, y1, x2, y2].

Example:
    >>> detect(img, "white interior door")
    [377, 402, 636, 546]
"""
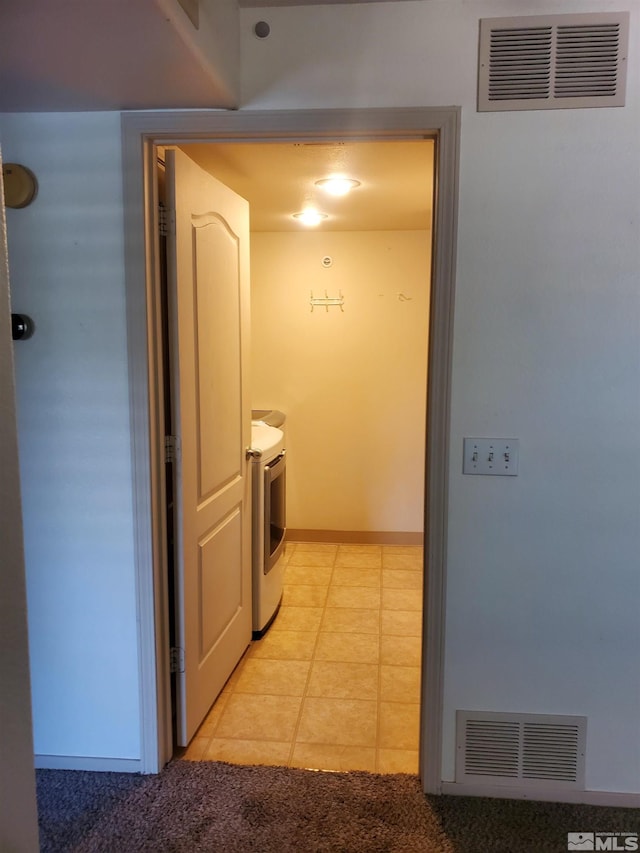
[165, 148, 252, 747]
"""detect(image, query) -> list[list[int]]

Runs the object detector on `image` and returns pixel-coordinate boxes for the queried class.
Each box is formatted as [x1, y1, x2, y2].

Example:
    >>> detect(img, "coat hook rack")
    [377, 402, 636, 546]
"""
[310, 290, 344, 312]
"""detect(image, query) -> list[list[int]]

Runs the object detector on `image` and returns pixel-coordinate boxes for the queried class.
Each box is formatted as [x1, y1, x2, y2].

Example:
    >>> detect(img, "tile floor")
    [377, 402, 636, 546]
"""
[179, 542, 423, 774]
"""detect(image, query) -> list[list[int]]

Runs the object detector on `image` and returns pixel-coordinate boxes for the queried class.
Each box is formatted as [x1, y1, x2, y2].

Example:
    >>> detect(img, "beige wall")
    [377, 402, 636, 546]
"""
[250, 229, 430, 535]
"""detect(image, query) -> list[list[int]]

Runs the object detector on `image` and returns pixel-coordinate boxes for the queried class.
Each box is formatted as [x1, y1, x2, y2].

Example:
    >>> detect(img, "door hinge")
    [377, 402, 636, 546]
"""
[170, 646, 185, 674]
[158, 204, 176, 238]
[165, 435, 178, 464]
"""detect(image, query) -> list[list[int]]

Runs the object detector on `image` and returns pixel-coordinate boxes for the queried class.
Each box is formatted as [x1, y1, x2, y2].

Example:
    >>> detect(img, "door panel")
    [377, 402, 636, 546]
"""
[193, 214, 242, 499]
[199, 507, 243, 657]
[165, 148, 251, 747]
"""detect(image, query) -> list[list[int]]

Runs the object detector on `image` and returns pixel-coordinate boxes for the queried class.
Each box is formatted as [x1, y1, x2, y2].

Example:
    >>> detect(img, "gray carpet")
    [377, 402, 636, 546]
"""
[36, 761, 639, 852]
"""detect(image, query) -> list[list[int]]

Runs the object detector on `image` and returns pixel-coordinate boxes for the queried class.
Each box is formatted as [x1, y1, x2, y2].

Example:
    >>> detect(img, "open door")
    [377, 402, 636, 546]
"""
[165, 148, 252, 746]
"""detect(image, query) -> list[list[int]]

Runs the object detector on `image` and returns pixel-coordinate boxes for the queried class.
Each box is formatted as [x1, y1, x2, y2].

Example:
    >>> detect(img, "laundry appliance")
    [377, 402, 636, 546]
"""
[248, 420, 286, 638]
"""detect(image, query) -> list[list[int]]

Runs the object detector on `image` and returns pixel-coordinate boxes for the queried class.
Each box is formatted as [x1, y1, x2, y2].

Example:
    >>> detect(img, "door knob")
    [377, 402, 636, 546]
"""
[12, 314, 34, 340]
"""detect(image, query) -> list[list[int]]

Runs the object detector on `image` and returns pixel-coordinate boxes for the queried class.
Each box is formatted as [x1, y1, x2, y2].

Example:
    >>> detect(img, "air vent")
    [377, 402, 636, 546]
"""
[478, 12, 628, 111]
[456, 711, 586, 790]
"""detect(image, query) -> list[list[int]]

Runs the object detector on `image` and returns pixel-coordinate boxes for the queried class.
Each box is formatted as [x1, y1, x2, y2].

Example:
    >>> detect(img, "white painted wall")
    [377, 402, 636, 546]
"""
[0, 113, 140, 762]
[0, 0, 638, 793]
[251, 230, 430, 535]
[240, 1, 640, 793]
[158, 0, 240, 103]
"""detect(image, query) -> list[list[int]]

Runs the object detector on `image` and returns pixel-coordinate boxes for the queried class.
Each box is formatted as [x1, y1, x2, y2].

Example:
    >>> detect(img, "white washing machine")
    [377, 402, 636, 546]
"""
[249, 421, 286, 638]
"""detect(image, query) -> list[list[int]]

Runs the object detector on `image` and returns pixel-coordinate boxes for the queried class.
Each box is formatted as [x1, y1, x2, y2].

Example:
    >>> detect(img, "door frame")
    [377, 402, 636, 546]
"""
[121, 107, 460, 789]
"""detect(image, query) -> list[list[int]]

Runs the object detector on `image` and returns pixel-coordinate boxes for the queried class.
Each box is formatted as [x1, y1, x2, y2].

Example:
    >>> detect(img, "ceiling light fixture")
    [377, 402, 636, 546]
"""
[315, 177, 361, 196]
[293, 209, 328, 227]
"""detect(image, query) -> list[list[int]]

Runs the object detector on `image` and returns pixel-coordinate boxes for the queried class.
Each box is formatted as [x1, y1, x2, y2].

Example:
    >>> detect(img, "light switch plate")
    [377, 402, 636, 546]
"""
[463, 438, 519, 476]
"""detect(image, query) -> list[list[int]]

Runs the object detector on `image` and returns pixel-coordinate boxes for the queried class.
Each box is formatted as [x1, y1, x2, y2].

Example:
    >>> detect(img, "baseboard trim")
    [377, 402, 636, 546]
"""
[441, 782, 640, 808]
[35, 754, 143, 773]
[286, 529, 424, 546]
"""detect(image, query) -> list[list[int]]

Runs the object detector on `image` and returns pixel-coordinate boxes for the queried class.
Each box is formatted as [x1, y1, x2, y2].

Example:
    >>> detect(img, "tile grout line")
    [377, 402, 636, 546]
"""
[200, 540, 300, 759]
[184, 543, 423, 771]
[285, 541, 338, 768]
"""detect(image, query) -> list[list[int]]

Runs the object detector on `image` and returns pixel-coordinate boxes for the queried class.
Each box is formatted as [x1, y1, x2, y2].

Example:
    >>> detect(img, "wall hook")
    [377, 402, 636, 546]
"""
[310, 290, 344, 312]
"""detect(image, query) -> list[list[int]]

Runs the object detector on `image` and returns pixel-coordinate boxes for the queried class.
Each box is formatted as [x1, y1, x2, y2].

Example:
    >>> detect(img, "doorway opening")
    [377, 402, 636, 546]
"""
[161, 138, 434, 773]
[121, 107, 459, 793]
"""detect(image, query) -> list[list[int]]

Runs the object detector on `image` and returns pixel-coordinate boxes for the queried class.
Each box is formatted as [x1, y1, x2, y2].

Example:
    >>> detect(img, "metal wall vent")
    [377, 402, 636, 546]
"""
[456, 711, 586, 790]
[478, 12, 629, 111]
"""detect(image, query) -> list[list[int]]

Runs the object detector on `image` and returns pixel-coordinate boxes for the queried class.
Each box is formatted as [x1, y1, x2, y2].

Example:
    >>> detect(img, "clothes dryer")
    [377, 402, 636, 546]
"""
[249, 422, 286, 638]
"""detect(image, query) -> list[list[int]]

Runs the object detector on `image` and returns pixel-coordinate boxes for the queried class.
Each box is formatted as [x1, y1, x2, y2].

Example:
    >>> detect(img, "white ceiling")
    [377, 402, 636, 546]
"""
[178, 140, 435, 232]
[0, 1, 428, 112]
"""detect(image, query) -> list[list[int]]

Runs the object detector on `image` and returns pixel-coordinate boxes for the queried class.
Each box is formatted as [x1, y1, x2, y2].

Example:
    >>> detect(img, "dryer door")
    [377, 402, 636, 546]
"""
[264, 450, 286, 574]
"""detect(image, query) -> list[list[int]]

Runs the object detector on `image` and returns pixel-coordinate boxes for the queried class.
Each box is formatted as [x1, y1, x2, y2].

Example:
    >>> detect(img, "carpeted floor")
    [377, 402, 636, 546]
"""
[36, 762, 639, 852]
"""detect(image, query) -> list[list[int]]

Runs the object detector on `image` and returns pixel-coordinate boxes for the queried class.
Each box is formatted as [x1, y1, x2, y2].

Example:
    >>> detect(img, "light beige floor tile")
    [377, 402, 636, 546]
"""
[335, 548, 382, 569]
[272, 605, 323, 632]
[221, 648, 251, 693]
[321, 607, 379, 635]
[288, 551, 336, 567]
[181, 736, 209, 761]
[338, 544, 383, 555]
[292, 543, 339, 555]
[380, 665, 421, 703]
[380, 634, 422, 667]
[205, 738, 291, 766]
[314, 632, 380, 664]
[382, 552, 423, 571]
[331, 567, 381, 588]
[250, 630, 318, 661]
[215, 693, 302, 742]
[193, 538, 426, 776]
[281, 544, 295, 564]
[233, 658, 311, 697]
[382, 545, 423, 556]
[378, 702, 420, 750]
[381, 609, 422, 637]
[283, 584, 328, 608]
[195, 691, 229, 736]
[284, 565, 333, 586]
[296, 697, 378, 747]
[306, 661, 379, 700]
[377, 748, 419, 774]
[326, 585, 381, 609]
[291, 743, 376, 772]
[382, 588, 423, 612]
[382, 570, 423, 591]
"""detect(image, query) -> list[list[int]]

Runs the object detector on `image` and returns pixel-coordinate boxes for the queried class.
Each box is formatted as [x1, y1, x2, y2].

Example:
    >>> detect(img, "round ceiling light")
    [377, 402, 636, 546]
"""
[314, 177, 361, 196]
[292, 209, 328, 226]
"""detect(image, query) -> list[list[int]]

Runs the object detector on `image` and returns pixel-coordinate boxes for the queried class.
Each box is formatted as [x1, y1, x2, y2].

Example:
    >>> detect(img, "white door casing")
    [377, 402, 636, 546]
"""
[121, 108, 460, 785]
[165, 148, 252, 746]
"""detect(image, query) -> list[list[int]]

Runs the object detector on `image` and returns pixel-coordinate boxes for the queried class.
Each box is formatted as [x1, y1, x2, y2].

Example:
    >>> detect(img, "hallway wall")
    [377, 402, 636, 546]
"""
[251, 229, 430, 536]
[0, 0, 638, 793]
[0, 112, 140, 765]
[240, 0, 640, 794]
